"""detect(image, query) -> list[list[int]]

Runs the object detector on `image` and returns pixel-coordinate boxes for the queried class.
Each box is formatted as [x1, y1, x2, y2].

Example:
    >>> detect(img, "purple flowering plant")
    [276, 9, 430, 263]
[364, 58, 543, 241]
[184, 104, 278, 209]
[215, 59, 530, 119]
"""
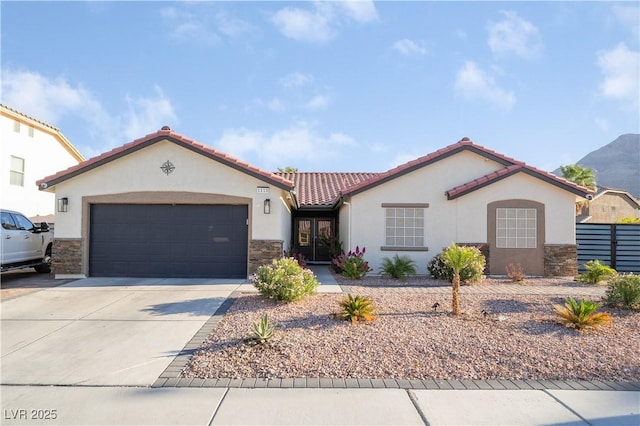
[332, 246, 372, 279]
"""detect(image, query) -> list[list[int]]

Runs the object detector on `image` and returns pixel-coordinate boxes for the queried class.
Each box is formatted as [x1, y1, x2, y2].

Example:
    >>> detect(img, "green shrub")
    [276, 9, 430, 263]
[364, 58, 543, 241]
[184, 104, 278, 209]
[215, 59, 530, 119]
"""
[380, 254, 417, 280]
[337, 294, 376, 324]
[332, 246, 372, 279]
[251, 257, 319, 302]
[249, 314, 275, 344]
[577, 260, 617, 284]
[427, 248, 485, 283]
[605, 273, 640, 310]
[554, 298, 612, 330]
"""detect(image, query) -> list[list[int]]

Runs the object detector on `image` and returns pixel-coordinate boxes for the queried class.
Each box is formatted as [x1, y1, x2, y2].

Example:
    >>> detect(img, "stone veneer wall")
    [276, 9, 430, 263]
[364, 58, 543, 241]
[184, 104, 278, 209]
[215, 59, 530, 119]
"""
[249, 240, 284, 274]
[458, 242, 490, 275]
[53, 238, 83, 275]
[544, 244, 577, 276]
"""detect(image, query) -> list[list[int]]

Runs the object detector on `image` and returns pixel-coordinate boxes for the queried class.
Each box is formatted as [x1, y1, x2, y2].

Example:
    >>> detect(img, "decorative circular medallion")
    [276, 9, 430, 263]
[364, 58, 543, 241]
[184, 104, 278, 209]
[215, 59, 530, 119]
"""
[160, 160, 175, 175]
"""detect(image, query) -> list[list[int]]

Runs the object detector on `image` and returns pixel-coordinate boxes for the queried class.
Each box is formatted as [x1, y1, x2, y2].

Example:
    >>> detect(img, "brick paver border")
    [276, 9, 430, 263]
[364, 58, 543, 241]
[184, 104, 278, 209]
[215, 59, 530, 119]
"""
[153, 286, 637, 391]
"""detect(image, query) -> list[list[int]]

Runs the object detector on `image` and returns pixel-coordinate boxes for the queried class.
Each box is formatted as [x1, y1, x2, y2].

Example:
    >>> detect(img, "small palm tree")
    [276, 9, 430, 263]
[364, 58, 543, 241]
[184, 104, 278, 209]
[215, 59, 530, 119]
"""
[559, 164, 596, 190]
[441, 243, 477, 315]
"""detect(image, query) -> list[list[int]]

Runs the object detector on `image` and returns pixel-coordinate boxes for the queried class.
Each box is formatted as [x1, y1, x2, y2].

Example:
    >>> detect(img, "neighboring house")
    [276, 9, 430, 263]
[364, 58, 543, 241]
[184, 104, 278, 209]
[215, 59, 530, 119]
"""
[1, 104, 84, 222]
[576, 187, 640, 223]
[37, 128, 592, 279]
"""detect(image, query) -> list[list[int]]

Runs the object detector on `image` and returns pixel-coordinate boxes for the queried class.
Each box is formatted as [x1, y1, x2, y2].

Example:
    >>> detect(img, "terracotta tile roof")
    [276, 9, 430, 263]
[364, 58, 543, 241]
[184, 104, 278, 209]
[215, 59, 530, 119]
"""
[340, 138, 517, 197]
[445, 164, 594, 199]
[37, 127, 295, 190]
[340, 137, 593, 200]
[277, 172, 378, 207]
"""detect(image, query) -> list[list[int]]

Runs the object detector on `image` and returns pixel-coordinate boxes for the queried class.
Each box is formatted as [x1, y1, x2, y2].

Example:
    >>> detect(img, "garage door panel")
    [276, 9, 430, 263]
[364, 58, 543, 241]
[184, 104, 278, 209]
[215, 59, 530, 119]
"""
[89, 204, 248, 278]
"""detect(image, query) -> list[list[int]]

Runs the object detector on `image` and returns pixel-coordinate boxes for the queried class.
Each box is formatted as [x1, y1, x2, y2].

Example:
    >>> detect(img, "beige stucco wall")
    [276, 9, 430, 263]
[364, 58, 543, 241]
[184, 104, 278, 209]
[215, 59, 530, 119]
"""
[455, 173, 578, 245]
[341, 151, 579, 276]
[587, 193, 640, 223]
[51, 140, 290, 244]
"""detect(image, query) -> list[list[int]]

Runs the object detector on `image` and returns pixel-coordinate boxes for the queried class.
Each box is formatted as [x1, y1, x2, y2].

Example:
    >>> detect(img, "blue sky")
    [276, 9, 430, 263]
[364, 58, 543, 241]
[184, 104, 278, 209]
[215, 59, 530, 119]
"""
[2, 1, 639, 173]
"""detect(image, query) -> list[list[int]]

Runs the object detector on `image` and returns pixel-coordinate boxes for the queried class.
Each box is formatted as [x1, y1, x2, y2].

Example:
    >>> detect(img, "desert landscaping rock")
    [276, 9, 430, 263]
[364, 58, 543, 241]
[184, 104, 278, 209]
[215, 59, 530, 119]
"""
[181, 277, 639, 382]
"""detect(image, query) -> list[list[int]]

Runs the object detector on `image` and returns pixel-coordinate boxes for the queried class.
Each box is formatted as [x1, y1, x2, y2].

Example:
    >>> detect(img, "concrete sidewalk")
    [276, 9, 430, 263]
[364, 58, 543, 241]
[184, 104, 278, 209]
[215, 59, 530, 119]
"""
[1, 385, 638, 425]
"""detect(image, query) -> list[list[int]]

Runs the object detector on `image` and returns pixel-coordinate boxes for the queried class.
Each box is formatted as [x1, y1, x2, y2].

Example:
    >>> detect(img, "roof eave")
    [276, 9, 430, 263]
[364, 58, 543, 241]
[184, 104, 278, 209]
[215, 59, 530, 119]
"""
[37, 133, 295, 191]
[446, 168, 594, 200]
[342, 143, 514, 198]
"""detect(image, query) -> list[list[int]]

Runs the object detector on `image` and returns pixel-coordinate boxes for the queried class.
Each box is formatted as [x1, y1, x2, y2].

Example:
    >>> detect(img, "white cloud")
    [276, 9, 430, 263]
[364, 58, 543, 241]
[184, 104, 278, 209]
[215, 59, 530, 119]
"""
[306, 94, 330, 110]
[271, 1, 378, 44]
[392, 39, 427, 56]
[597, 43, 640, 109]
[280, 72, 314, 88]
[253, 97, 286, 112]
[161, 7, 220, 45]
[454, 61, 516, 110]
[215, 10, 253, 38]
[268, 98, 285, 112]
[271, 5, 335, 43]
[487, 10, 542, 59]
[122, 86, 178, 140]
[612, 4, 639, 37]
[217, 123, 356, 169]
[335, 1, 379, 23]
[1, 69, 178, 154]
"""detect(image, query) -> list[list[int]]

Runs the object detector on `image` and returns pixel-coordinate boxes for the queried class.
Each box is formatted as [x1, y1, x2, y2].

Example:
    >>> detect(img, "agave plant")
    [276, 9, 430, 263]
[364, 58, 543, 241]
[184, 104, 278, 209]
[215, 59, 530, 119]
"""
[338, 294, 376, 324]
[554, 298, 612, 330]
[250, 314, 275, 343]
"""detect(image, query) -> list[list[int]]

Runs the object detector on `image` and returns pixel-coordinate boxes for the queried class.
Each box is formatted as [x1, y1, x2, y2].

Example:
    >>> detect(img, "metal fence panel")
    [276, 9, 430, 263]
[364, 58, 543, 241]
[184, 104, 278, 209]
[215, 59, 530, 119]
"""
[576, 223, 640, 273]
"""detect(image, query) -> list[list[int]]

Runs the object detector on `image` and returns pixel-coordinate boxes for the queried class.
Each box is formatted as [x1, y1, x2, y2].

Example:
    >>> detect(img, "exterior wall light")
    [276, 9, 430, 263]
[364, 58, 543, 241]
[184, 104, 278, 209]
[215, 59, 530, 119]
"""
[264, 198, 271, 214]
[58, 197, 69, 213]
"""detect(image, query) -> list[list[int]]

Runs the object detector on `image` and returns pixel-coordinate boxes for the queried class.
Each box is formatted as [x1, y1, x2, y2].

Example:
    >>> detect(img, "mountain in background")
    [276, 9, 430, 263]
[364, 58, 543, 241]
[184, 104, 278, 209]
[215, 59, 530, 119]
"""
[554, 134, 640, 199]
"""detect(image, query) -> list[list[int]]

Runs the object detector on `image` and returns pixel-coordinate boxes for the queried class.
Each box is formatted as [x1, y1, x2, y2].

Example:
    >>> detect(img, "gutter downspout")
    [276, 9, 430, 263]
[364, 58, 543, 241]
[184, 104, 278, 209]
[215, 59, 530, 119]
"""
[342, 200, 352, 252]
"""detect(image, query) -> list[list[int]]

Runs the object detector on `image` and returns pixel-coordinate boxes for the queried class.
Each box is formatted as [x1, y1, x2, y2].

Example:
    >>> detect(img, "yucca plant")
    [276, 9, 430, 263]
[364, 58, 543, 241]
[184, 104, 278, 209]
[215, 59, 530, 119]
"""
[577, 260, 617, 284]
[380, 254, 417, 280]
[250, 314, 275, 343]
[338, 294, 376, 324]
[554, 298, 612, 330]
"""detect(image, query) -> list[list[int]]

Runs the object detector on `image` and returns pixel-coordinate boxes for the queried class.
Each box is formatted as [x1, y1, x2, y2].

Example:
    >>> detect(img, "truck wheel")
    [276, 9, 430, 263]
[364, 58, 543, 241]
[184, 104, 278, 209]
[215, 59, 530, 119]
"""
[35, 246, 52, 273]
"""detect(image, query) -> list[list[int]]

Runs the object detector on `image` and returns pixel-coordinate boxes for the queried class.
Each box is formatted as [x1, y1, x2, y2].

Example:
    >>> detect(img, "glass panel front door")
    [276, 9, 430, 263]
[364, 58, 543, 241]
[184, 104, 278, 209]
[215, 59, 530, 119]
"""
[294, 218, 334, 262]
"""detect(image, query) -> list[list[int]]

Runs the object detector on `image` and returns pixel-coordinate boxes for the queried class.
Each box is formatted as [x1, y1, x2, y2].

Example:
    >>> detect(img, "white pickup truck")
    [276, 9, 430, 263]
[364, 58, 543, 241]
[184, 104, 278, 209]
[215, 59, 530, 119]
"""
[1, 209, 53, 273]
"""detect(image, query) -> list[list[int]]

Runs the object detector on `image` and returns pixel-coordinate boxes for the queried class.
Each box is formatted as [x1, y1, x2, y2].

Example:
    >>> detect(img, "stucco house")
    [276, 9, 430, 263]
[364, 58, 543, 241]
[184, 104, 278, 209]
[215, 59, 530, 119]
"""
[1, 104, 84, 222]
[36, 127, 592, 279]
[577, 186, 640, 223]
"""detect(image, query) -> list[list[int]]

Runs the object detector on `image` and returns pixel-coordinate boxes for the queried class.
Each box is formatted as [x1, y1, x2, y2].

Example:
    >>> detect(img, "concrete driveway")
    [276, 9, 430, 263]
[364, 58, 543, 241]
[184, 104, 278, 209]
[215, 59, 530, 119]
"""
[1, 277, 243, 386]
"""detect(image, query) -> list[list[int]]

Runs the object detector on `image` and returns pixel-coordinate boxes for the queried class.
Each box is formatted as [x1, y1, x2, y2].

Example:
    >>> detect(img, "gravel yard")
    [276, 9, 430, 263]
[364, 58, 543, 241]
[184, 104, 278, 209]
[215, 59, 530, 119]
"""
[181, 276, 640, 382]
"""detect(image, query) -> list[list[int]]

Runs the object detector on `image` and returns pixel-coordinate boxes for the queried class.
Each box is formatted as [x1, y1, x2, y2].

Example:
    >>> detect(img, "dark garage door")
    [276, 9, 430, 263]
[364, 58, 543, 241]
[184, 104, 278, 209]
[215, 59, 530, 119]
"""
[89, 204, 248, 278]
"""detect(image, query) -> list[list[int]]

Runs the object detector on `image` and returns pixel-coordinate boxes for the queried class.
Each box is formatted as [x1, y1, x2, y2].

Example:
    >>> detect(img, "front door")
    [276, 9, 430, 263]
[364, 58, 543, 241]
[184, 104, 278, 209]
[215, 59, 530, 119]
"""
[294, 218, 334, 263]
